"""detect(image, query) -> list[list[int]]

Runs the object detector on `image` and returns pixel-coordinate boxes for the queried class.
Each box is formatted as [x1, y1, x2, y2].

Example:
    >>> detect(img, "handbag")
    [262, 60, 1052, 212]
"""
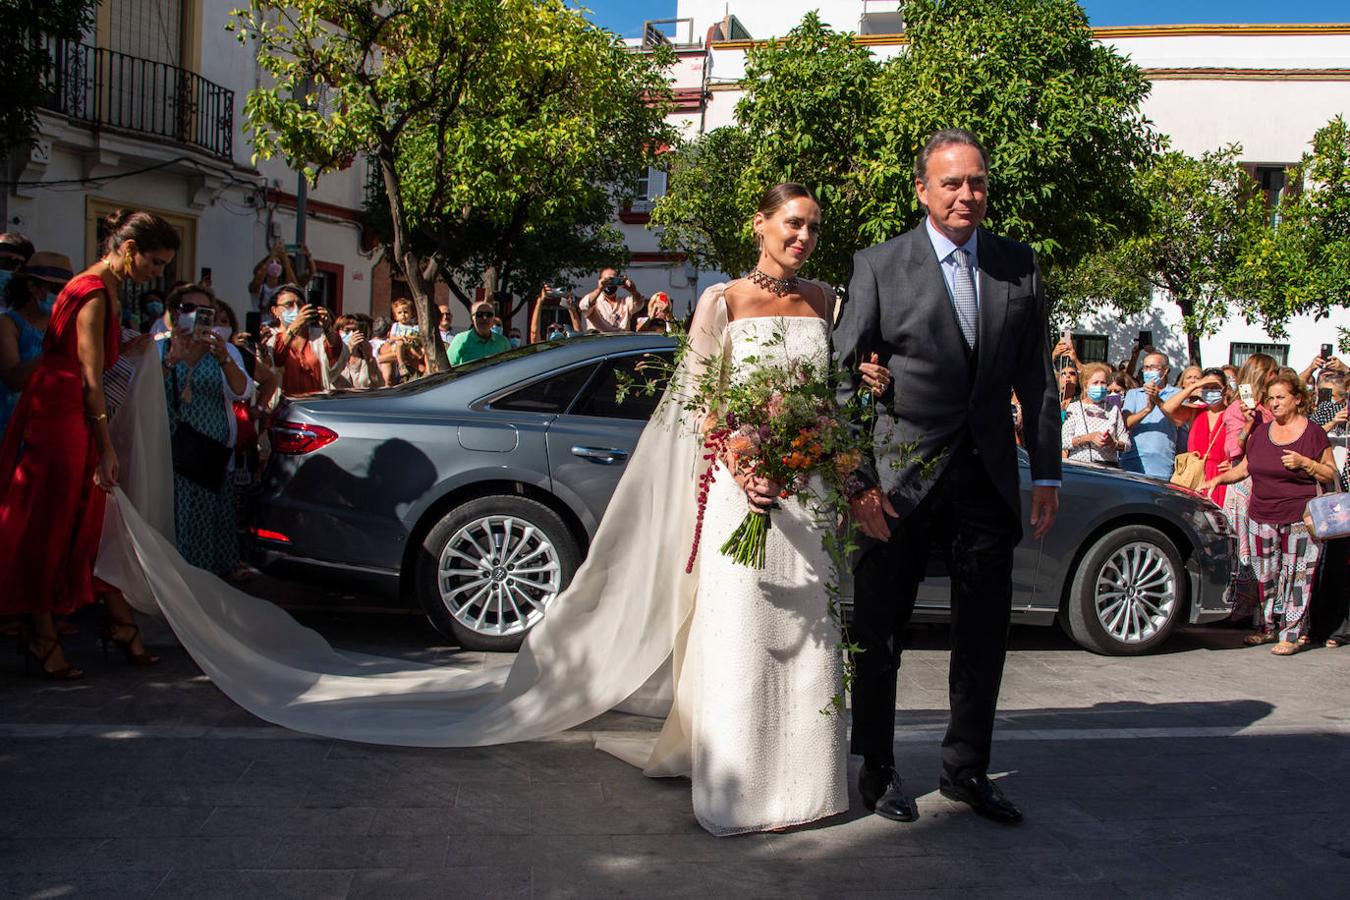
[1170, 417, 1224, 492]
[169, 366, 232, 492]
[1303, 445, 1350, 541]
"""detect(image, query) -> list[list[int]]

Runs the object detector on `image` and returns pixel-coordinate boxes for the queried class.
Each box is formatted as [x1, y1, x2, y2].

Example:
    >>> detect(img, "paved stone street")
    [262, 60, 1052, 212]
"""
[3, 585, 1350, 899]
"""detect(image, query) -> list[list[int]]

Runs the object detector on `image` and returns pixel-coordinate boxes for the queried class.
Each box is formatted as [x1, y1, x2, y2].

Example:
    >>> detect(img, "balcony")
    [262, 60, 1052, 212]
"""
[39, 39, 234, 162]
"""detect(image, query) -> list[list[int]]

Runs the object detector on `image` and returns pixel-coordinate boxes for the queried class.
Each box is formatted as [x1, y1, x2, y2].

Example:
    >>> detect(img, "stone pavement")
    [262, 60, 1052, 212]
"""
[3, 605, 1350, 899]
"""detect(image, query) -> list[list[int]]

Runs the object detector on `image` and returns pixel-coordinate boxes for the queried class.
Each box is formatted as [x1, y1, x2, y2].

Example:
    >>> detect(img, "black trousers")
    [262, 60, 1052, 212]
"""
[849, 445, 1019, 781]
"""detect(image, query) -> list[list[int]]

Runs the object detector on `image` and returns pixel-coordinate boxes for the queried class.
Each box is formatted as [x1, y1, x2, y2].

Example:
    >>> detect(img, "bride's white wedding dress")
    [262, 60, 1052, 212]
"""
[680, 315, 847, 834]
[94, 286, 846, 835]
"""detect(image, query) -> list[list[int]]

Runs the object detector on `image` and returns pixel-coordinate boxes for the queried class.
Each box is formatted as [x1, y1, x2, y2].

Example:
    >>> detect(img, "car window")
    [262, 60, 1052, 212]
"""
[570, 352, 674, 421]
[490, 363, 599, 414]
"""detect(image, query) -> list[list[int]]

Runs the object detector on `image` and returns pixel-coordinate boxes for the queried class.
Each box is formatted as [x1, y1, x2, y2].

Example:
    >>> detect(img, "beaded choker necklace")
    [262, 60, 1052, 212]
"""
[748, 267, 799, 297]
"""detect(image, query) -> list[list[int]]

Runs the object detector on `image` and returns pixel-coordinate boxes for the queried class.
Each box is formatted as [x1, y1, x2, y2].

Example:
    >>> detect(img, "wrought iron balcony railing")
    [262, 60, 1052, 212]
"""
[39, 39, 234, 161]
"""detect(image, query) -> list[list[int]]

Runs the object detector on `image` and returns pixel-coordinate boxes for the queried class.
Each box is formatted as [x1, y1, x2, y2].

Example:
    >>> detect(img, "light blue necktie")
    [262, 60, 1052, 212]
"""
[951, 248, 978, 349]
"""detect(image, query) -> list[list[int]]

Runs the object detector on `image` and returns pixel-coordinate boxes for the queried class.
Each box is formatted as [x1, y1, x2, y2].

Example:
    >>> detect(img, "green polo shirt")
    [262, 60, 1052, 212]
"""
[447, 329, 512, 366]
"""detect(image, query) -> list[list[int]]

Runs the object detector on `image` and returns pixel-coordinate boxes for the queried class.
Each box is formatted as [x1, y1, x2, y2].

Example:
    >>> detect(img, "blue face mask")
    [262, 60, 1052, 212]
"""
[1142, 370, 1162, 386]
[1200, 388, 1224, 406]
[145, 301, 165, 318]
[1087, 385, 1108, 403]
[509, 337, 521, 349]
[36, 291, 55, 314]
[490, 324, 503, 335]
[280, 307, 299, 326]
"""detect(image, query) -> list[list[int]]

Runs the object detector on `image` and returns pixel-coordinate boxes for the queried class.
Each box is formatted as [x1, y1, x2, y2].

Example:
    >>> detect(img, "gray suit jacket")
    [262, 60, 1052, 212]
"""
[834, 223, 1061, 534]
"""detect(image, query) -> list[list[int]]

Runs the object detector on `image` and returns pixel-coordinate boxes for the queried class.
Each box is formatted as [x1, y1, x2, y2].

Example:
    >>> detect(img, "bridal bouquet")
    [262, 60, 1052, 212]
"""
[700, 361, 865, 569]
[617, 324, 874, 573]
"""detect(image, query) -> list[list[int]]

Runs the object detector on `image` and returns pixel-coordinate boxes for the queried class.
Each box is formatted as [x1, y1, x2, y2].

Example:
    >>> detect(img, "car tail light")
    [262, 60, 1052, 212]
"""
[271, 420, 338, 455]
[249, 527, 292, 544]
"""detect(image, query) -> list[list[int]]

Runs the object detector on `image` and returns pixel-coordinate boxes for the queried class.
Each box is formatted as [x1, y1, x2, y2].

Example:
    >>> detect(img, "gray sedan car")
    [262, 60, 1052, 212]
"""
[251, 333, 1233, 655]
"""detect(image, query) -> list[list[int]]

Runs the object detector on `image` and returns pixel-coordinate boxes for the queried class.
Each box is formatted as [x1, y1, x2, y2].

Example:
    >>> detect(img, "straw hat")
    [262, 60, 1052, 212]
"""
[24, 251, 74, 288]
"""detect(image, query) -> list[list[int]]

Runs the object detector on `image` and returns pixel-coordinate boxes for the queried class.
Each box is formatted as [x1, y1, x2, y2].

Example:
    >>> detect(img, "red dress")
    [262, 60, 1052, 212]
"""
[1187, 409, 1228, 507]
[0, 273, 119, 616]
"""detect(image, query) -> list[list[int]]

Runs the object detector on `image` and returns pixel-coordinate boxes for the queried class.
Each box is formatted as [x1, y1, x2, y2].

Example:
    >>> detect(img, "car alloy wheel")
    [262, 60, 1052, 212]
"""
[1093, 540, 1177, 644]
[437, 514, 562, 639]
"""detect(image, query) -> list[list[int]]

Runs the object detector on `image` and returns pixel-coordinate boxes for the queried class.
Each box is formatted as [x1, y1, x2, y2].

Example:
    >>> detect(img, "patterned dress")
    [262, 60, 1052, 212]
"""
[163, 348, 240, 576]
[0, 308, 45, 440]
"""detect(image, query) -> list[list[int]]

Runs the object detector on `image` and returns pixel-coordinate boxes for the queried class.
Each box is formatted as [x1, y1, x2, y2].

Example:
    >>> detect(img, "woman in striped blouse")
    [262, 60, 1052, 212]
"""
[1062, 362, 1131, 466]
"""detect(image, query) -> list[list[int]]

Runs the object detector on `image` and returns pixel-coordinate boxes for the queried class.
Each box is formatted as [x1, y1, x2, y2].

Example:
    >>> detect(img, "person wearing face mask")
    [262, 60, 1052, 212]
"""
[508, 328, 523, 349]
[1061, 363, 1130, 466]
[248, 242, 303, 313]
[0, 252, 72, 439]
[1120, 350, 1185, 479]
[268, 285, 347, 394]
[1162, 367, 1234, 505]
[447, 300, 511, 366]
[578, 267, 646, 333]
[159, 284, 253, 578]
[334, 313, 385, 390]
[0, 232, 35, 314]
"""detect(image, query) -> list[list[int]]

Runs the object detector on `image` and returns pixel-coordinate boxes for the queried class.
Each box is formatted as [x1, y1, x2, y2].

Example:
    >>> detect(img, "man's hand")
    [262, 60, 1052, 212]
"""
[1029, 485, 1058, 540]
[850, 486, 898, 541]
[1142, 382, 1161, 406]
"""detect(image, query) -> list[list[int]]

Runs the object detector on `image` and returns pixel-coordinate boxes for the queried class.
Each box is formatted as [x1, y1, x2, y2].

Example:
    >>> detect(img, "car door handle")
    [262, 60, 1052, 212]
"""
[570, 445, 630, 464]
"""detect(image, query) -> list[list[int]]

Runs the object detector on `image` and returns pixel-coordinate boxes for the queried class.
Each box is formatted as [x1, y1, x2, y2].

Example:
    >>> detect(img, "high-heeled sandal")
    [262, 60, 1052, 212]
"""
[18, 629, 84, 681]
[99, 620, 160, 667]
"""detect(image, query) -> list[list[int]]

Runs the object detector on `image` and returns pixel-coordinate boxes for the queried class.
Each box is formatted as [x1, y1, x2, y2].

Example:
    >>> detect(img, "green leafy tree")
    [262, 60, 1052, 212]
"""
[655, 0, 1160, 288]
[1056, 147, 1264, 364]
[655, 12, 880, 285]
[0, 0, 98, 154]
[1236, 116, 1350, 349]
[232, 0, 673, 370]
[868, 0, 1159, 263]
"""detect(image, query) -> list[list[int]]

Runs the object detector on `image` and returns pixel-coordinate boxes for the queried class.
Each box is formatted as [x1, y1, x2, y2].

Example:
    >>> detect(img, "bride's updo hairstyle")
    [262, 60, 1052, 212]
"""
[757, 182, 817, 219]
[101, 209, 180, 257]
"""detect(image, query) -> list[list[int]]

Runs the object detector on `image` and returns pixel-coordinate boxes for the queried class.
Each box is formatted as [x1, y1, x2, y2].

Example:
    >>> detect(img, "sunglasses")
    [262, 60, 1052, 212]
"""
[0, 256, 22, 271]
[473, 311, 495, 320]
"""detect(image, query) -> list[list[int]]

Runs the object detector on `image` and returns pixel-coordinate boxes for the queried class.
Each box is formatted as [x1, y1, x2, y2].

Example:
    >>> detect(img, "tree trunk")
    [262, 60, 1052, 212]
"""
[380, 153, 449, 374]
[1175, 298, 1202, 367]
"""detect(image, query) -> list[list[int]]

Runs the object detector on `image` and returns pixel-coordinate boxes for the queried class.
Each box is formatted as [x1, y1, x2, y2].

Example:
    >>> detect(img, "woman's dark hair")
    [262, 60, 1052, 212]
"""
[757, 183, 816, 219]
[371, 316, 391, 339]
[1200, 367, 1227, 383]
[271, 283, 308, 309]
[101, 209, 180, 256]
[1106, 369, 1135, 391]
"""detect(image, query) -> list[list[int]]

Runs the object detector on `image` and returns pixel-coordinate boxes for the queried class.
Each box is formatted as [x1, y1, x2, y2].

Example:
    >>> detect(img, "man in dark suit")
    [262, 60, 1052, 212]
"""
[834, 128, 1062, 825]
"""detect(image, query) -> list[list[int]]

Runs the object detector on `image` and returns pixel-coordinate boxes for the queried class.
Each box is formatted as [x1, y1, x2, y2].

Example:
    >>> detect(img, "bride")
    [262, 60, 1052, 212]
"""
[96, 185, 891, 836]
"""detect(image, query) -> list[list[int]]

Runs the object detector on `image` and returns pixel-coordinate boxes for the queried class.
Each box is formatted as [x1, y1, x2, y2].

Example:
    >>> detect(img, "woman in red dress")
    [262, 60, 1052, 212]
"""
[1162, 367, 1235, 506]
[0, 210, 178, 678]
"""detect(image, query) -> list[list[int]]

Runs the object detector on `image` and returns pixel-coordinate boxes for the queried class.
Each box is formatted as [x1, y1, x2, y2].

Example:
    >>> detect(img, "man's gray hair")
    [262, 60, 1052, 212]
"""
[914, 128, 990, 184]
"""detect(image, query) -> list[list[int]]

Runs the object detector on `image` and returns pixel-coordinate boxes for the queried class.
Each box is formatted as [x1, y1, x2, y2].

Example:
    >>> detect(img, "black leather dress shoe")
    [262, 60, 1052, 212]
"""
[858, 765, 919, 823]
[938, 774, 1023, 824]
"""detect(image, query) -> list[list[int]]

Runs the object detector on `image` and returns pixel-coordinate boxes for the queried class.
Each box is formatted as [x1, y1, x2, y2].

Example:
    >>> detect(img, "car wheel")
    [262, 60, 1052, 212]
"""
[1063, 524, 1186, 656]
[417, 495, 581, 652]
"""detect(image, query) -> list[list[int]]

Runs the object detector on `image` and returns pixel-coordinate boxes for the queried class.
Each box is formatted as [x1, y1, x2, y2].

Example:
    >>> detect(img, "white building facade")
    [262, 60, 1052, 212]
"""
[621, 3, 1350, 370]
[12, 0, 377, 326]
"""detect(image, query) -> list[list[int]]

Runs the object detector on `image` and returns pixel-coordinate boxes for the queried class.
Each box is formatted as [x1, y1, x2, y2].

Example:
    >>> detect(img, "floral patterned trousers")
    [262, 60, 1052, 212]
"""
[1248, 518, 1322, 643]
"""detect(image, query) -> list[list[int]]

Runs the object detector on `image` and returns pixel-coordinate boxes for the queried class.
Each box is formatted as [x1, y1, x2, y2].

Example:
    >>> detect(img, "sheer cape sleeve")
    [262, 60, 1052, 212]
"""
[91, 285, 732, 753]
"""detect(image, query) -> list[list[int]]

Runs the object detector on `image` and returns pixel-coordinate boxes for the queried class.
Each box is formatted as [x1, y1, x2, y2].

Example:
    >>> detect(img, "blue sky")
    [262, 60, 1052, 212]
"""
[576, 1, 1349, 38]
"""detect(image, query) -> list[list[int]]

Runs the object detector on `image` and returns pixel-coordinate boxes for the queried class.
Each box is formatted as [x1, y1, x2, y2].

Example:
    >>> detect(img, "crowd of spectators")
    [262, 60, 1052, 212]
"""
[1044, 336, 1349, 655]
